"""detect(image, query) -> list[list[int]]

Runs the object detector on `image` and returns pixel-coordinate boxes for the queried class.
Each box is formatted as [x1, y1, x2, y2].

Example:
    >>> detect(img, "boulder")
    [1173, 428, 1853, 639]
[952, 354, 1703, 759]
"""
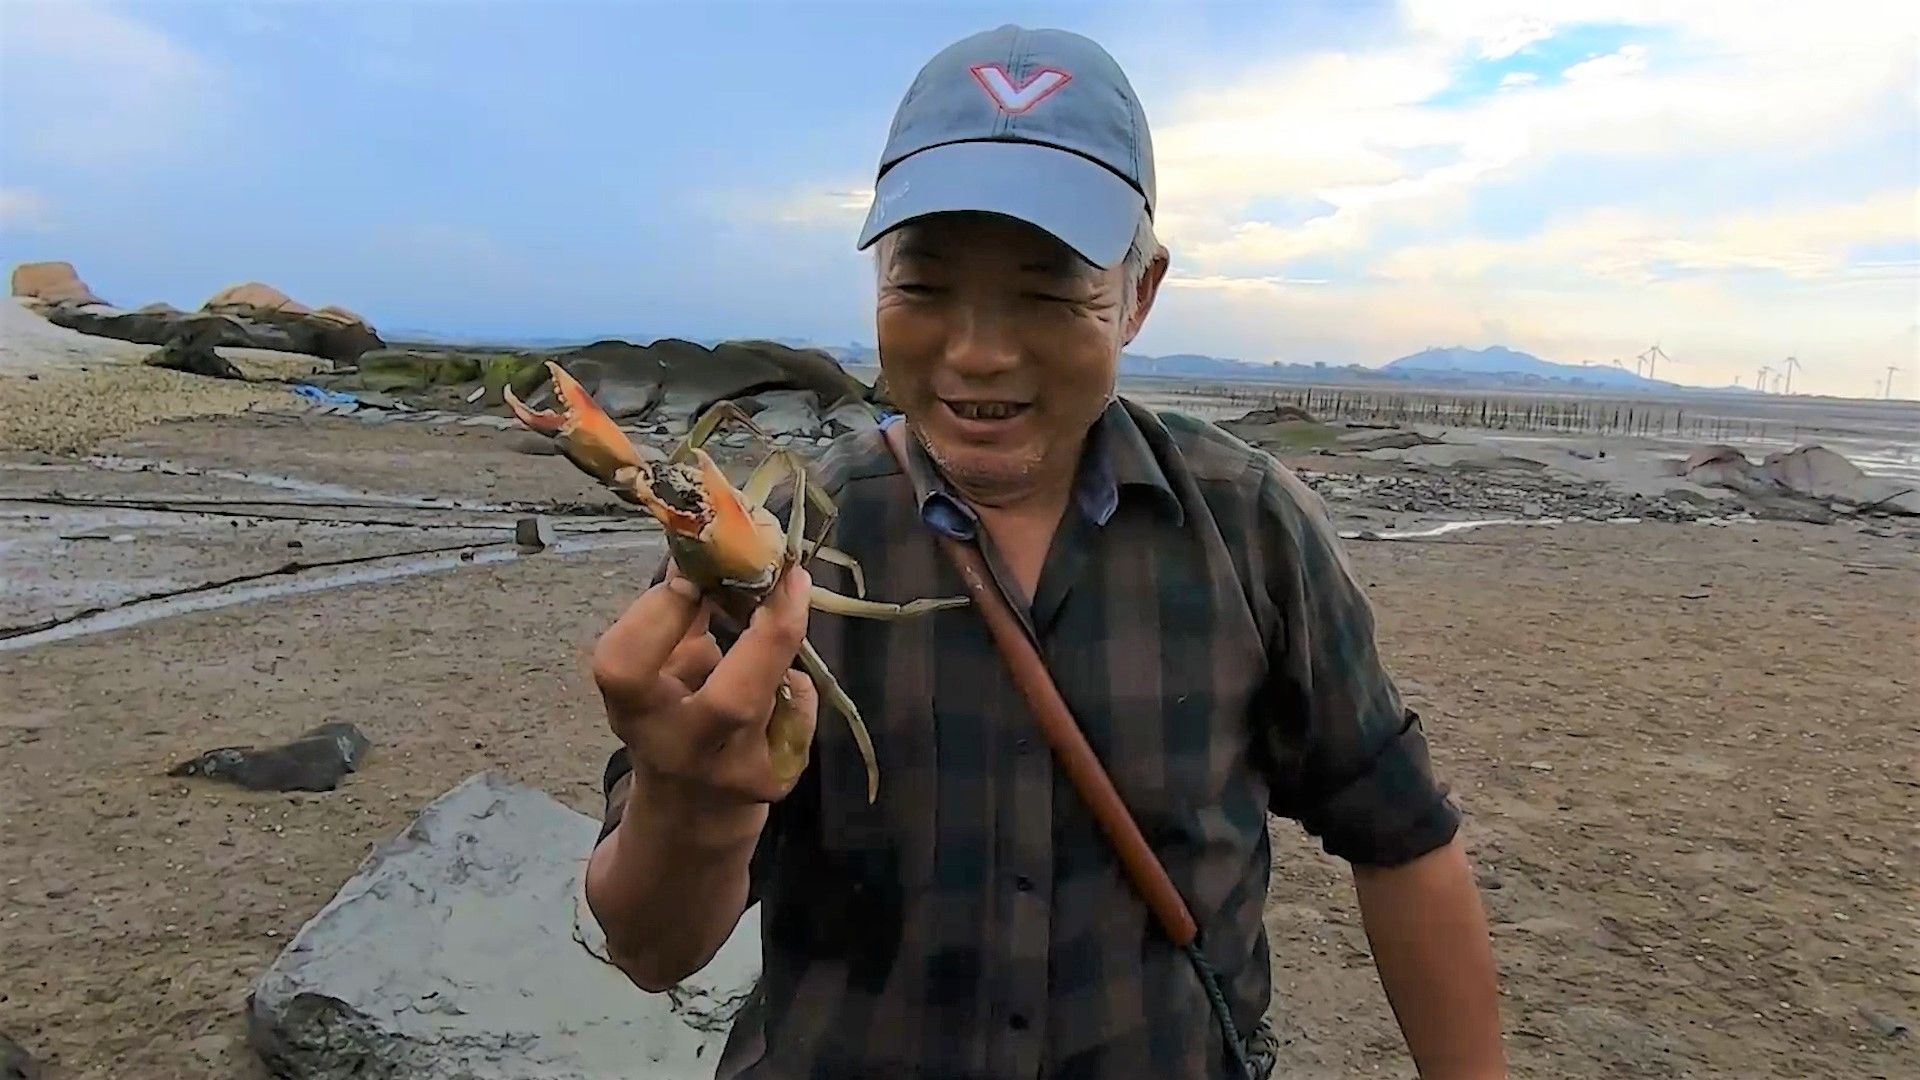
[43, 299, 381, 365]
[1336, 428, 1443, 452]
[1761, 445, 1920, 513]
[10, 260, 103, 308]
[246, 772, 759, 1080]
[205, 282, 312, 318]
[1229, 403, 1316, 425]
[1674, 443, 1920, 517]
[1678, 445, 1775, 496]
[199, 282, 383, 363]
[521, 337, 870, 423]
[737, 389, 827, 440]
[821, 398, 880, 437]
[143, 320, 247, 380]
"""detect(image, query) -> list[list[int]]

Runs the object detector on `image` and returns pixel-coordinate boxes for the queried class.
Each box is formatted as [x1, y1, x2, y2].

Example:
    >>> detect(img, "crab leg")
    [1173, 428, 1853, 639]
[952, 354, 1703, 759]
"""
[809, 587, 968, 619]
[796, 637, 879, 803]
[675, 399, 767, 463]
[778, 456, 879, 803]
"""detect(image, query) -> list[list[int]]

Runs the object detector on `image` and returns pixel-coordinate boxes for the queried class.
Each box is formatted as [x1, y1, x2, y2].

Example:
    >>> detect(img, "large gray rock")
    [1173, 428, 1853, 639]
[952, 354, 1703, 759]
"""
[247, 771, 761, 1079]
[1761, 445, 1920, 515]
[1677, 443, 1920, 516]
[521, 338, 870, 423]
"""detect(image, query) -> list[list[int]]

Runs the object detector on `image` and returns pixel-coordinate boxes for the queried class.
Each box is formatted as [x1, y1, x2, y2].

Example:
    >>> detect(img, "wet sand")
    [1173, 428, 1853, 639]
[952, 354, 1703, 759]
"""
[2, 407, 1917, 1079]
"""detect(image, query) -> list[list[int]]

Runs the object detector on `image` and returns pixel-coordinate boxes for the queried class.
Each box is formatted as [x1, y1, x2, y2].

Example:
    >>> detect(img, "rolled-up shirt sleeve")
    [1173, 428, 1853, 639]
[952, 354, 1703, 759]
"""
[1252, 461, 1461, 867]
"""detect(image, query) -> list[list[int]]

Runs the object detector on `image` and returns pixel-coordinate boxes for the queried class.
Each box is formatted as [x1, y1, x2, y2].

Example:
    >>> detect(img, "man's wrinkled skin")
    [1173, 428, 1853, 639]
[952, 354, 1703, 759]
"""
[582, 208, 1506, 1077]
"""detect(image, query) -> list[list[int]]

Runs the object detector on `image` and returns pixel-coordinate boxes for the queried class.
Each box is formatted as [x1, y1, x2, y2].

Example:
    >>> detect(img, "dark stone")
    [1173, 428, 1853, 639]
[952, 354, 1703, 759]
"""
[42, 299, 381, 364]
[166, 721, 371, 793]
[144, 321, 246, 380]
[1, 1033, 41, 1080]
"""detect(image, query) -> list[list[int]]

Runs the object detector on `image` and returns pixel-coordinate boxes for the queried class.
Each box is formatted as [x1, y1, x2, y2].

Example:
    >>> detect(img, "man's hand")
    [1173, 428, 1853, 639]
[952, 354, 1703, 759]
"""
[582, 561, 819, 991]
[1353, 833, 1507, 1079]
[593, 560, 819, 834]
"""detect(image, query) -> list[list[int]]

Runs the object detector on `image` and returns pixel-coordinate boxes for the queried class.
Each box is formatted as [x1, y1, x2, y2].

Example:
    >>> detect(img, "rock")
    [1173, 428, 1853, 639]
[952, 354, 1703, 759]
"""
[1227, 403, 1316, 425]
[1, 1033, 42, 1080]
[1761, 445, 1920, 515]
[737, 389, 825, 440]
[10, 259, 103, 308]
[202, 282, 383, 363]
[166, 720, 371, 792]
[515, 515, 556, 551]
[1678, 443, 1920, 517]
[513, 338, 869, 425]
[42, 293, 383, 365]
[821, 399, 879, 437]
[349, 350, 485, 391]
[1335, 428, 1443, 452]
[246, 772, 758, 1079]
[143, 321, 247, 380]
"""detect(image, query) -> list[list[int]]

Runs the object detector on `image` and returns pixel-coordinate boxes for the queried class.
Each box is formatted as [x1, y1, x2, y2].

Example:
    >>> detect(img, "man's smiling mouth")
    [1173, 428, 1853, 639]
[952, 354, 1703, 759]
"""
[942, 399, 1031, 421]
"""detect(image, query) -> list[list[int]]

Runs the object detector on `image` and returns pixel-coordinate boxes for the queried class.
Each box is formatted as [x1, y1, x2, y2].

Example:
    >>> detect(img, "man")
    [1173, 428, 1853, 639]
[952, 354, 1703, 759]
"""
[583, 23, 1505, 1080]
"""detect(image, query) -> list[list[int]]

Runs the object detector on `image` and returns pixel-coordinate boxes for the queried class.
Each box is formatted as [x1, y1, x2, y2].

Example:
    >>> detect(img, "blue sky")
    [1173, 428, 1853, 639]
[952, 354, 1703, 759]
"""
[2, 0, 1915, 398]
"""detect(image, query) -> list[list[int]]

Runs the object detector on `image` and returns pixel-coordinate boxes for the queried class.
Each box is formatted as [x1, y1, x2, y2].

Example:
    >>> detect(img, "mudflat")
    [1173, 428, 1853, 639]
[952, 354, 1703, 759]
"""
[2, 409, 1915, 1079]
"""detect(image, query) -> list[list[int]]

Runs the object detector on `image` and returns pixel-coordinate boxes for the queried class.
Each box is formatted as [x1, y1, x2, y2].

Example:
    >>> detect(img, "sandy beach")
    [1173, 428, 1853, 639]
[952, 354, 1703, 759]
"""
[3, 321, 1917, 1079]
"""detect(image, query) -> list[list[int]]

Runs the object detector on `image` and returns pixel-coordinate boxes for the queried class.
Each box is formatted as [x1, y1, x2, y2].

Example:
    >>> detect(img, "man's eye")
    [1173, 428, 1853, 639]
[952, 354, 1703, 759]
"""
[895, 282, 942, 294]
[1027, 292, 1079, 304]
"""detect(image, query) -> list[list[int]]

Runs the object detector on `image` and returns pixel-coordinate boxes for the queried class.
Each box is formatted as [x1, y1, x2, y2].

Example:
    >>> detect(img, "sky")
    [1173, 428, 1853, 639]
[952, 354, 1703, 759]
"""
[1, 0, 1916, 399]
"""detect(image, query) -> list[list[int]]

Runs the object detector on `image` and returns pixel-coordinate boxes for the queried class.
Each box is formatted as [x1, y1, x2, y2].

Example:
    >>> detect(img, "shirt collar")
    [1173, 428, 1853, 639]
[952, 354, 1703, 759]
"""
[882, 396, 1183, 541]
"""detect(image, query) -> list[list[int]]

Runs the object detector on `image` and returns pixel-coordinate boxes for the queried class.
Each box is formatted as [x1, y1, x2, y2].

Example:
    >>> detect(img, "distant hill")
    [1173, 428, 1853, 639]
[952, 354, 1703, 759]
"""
[1381, 345, 1680, 391]
[375, 326, 1745, 396]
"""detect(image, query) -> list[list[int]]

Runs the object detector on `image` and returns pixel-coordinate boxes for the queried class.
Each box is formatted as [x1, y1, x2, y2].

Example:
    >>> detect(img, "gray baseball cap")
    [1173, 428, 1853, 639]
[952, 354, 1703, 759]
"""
[855, 24, 1155, 268]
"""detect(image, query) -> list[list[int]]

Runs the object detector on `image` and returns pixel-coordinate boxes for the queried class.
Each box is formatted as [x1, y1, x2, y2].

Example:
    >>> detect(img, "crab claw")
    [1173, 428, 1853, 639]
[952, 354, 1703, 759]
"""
[505, 361, 651, 487]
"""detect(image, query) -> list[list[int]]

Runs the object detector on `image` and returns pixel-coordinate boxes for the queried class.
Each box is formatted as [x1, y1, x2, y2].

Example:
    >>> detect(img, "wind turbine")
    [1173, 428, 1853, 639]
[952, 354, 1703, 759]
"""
[1756, 364, 1772, 393]
[1887, 365, 1900, 400]
[1637, 344, 1672, 381]
[1780, 356, 1802, 395]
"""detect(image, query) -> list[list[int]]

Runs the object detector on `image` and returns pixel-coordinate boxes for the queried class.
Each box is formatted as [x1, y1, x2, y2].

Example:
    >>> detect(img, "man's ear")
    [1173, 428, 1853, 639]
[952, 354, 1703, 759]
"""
[1122, 244, 1170, 346]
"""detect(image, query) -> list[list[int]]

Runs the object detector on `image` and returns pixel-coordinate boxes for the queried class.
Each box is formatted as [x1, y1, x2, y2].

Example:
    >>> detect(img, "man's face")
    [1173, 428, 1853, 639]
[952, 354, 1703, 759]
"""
[874, 211, 1164, 505]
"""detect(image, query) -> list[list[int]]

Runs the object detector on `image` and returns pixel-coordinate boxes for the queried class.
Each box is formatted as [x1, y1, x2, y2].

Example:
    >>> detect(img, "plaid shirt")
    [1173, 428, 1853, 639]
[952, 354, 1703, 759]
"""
[598, 396, 1460, 1079]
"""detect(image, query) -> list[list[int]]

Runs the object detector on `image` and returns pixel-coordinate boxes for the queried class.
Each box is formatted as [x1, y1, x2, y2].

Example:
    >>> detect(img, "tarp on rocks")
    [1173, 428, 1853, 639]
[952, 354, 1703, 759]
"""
[246, 771, 761, 1080]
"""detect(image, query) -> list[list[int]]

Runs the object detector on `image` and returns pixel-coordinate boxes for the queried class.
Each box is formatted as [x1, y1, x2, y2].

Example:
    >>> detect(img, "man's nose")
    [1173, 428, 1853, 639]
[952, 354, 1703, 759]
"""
[942, 303, 1021, 377]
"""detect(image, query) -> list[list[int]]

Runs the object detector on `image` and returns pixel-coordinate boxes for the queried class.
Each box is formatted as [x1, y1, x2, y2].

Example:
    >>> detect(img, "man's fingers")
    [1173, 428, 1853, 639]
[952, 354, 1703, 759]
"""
[591, 569, 706, 700]
[694, 567, 813, 729]
[662, 612, 723, 689]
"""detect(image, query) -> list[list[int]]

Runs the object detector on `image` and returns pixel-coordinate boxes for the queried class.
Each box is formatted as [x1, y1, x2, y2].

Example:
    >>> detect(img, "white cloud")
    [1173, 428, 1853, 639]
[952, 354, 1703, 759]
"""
[1148, 2, 1913, 277]
[768, 186, 874, 226]
[1562, 43, 1649, 81]
[0, 189, 56, 231]
[757, 1, 1919, 393]
[0, 0, 226, 167]
[1373, 189, 1919, 286]
[1478, 17, 1556, 59]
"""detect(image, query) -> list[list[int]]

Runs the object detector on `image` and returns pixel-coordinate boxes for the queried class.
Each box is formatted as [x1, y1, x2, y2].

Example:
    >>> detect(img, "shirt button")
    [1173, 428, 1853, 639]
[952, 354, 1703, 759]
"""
[1009, 1013, 1029, 1031]
[1015, 737, 1032, 753]
[1015, 875, 1034, 892]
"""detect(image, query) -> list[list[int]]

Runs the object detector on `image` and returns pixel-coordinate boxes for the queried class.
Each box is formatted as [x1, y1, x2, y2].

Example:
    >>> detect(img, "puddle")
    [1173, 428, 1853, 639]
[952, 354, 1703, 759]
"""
[1342, 514, 1755, 541]
[0, 532, 662, 653]
[77, 455, 518, 511]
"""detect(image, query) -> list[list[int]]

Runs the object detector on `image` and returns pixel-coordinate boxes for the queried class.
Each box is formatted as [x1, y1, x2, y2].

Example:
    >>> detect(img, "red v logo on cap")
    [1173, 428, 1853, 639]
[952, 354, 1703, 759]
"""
[969, 63, 1071, 114]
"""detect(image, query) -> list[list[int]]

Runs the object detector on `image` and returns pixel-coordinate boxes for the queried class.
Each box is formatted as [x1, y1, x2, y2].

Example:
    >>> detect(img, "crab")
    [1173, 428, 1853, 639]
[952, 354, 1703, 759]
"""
[505, 360, 966, 803]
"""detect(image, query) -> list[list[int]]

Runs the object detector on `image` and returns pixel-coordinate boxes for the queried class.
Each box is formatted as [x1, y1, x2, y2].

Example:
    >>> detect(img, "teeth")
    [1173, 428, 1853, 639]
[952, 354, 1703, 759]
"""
[953, 402, 1021, 420]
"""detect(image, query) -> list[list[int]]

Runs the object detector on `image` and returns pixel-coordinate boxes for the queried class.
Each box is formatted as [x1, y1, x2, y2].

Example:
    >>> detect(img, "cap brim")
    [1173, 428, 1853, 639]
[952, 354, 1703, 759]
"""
[856, 140, 1144, 268]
